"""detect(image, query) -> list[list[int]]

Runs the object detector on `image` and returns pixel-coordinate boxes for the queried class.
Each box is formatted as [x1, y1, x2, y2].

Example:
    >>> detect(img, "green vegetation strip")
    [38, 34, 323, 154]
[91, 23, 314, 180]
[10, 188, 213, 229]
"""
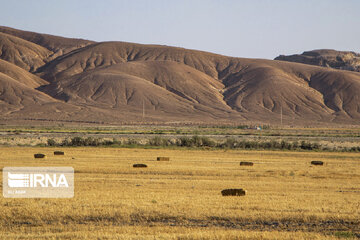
[42, 136, 360, 152]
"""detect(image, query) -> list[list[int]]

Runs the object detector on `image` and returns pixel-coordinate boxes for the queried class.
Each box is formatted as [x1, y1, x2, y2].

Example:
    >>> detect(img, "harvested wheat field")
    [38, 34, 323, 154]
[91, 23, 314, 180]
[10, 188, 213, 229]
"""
[0, 147, 359, 239]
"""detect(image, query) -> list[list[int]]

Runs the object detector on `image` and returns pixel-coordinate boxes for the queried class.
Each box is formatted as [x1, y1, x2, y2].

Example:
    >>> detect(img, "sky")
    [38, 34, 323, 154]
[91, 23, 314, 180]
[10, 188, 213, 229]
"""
[1, 0, 359, 59]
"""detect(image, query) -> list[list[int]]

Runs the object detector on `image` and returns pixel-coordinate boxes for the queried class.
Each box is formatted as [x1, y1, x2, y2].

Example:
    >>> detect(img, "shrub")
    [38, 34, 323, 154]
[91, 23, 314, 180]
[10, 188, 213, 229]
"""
[300, 141, 312, 150]
[126, 139, 138, 145]
[201, 136, 216, 147]
[60, 139, 70, 146]
[149, 136, 168, 146]
[83, 137, 100, 146]
[70, 137, 84, 146]
[113, 138, 121, 145]
[222, 138, 237, 149]
[175, 136, 216, 148]
[47, 138, 57, 146]
[177, 137, 193, 147]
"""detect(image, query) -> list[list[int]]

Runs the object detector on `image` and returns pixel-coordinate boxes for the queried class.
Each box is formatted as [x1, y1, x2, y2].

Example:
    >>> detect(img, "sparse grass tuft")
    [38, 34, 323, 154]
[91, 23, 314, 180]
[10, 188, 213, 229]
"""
[334, 231, 356, 239]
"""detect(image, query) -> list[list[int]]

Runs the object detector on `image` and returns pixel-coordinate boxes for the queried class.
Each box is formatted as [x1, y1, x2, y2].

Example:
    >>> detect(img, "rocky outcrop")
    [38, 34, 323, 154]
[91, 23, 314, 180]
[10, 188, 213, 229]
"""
[275, 49, 360, 72]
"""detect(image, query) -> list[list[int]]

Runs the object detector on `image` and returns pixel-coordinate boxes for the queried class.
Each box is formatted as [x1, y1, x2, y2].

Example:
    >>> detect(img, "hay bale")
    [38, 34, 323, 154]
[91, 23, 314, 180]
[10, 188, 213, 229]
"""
[240, 161, 253, 166]
[133, 164, 147, 168]
[221, 188, 246, 196]
[311, 161, 324, 166]
[34, 153, 46, 159]
[54, 151, 65, 155]
[157, 157, 170, 161]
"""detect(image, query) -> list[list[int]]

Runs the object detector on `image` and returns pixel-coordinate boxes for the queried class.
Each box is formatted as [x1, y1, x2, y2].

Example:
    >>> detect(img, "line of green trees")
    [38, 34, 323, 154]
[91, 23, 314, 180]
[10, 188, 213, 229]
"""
[46, 136, 360, 152]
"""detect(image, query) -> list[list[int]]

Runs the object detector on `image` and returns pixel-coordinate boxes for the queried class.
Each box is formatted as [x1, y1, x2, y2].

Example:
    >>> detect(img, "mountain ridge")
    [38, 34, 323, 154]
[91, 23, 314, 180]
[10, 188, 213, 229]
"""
[0, 26, 359, 126]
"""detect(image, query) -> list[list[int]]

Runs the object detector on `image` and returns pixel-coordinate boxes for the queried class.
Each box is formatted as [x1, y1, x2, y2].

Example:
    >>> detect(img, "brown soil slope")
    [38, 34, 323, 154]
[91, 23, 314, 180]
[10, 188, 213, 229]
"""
[0, 26, 94, 61]
[0, 32, 51, 71]
[221, 59, 360, 122]
[0, 59, 59, 114]
[0, 59, 118, 123]
[0, 27, 359, 125]
[0, 59, 47, 88]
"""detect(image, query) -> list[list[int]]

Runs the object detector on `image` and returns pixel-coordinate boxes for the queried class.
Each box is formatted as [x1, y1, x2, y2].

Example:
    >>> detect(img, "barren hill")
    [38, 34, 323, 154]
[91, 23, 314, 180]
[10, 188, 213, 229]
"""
[0, 32, 51, 71]
[0, 59, 62, 115]
[0, 26, 94, 60]
[0, 26, 359, 125]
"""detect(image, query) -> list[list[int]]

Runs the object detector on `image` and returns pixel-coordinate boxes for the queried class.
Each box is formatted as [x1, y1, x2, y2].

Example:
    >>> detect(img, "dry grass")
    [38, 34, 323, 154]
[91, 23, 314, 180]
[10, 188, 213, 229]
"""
[0, 147, 359, 239]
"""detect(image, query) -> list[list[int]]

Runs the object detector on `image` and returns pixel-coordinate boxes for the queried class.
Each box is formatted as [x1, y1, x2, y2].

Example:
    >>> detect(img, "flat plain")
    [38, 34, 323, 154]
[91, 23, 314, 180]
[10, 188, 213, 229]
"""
[0, 147, 359, 239]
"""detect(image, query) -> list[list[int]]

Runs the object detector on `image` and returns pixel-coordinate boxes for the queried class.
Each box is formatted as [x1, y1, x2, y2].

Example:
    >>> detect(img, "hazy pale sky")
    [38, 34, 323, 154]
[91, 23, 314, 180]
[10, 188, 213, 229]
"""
[1, 0, 359, 59]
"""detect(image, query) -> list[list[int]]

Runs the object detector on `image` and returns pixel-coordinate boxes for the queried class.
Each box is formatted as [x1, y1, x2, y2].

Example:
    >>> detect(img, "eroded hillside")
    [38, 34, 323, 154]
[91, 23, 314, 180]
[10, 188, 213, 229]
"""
[0, 26, 359, 125]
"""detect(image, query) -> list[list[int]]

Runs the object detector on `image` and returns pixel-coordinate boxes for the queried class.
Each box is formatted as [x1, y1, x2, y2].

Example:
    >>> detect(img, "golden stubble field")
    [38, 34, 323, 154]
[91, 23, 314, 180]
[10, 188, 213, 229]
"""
[0, 147, 359, 239]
